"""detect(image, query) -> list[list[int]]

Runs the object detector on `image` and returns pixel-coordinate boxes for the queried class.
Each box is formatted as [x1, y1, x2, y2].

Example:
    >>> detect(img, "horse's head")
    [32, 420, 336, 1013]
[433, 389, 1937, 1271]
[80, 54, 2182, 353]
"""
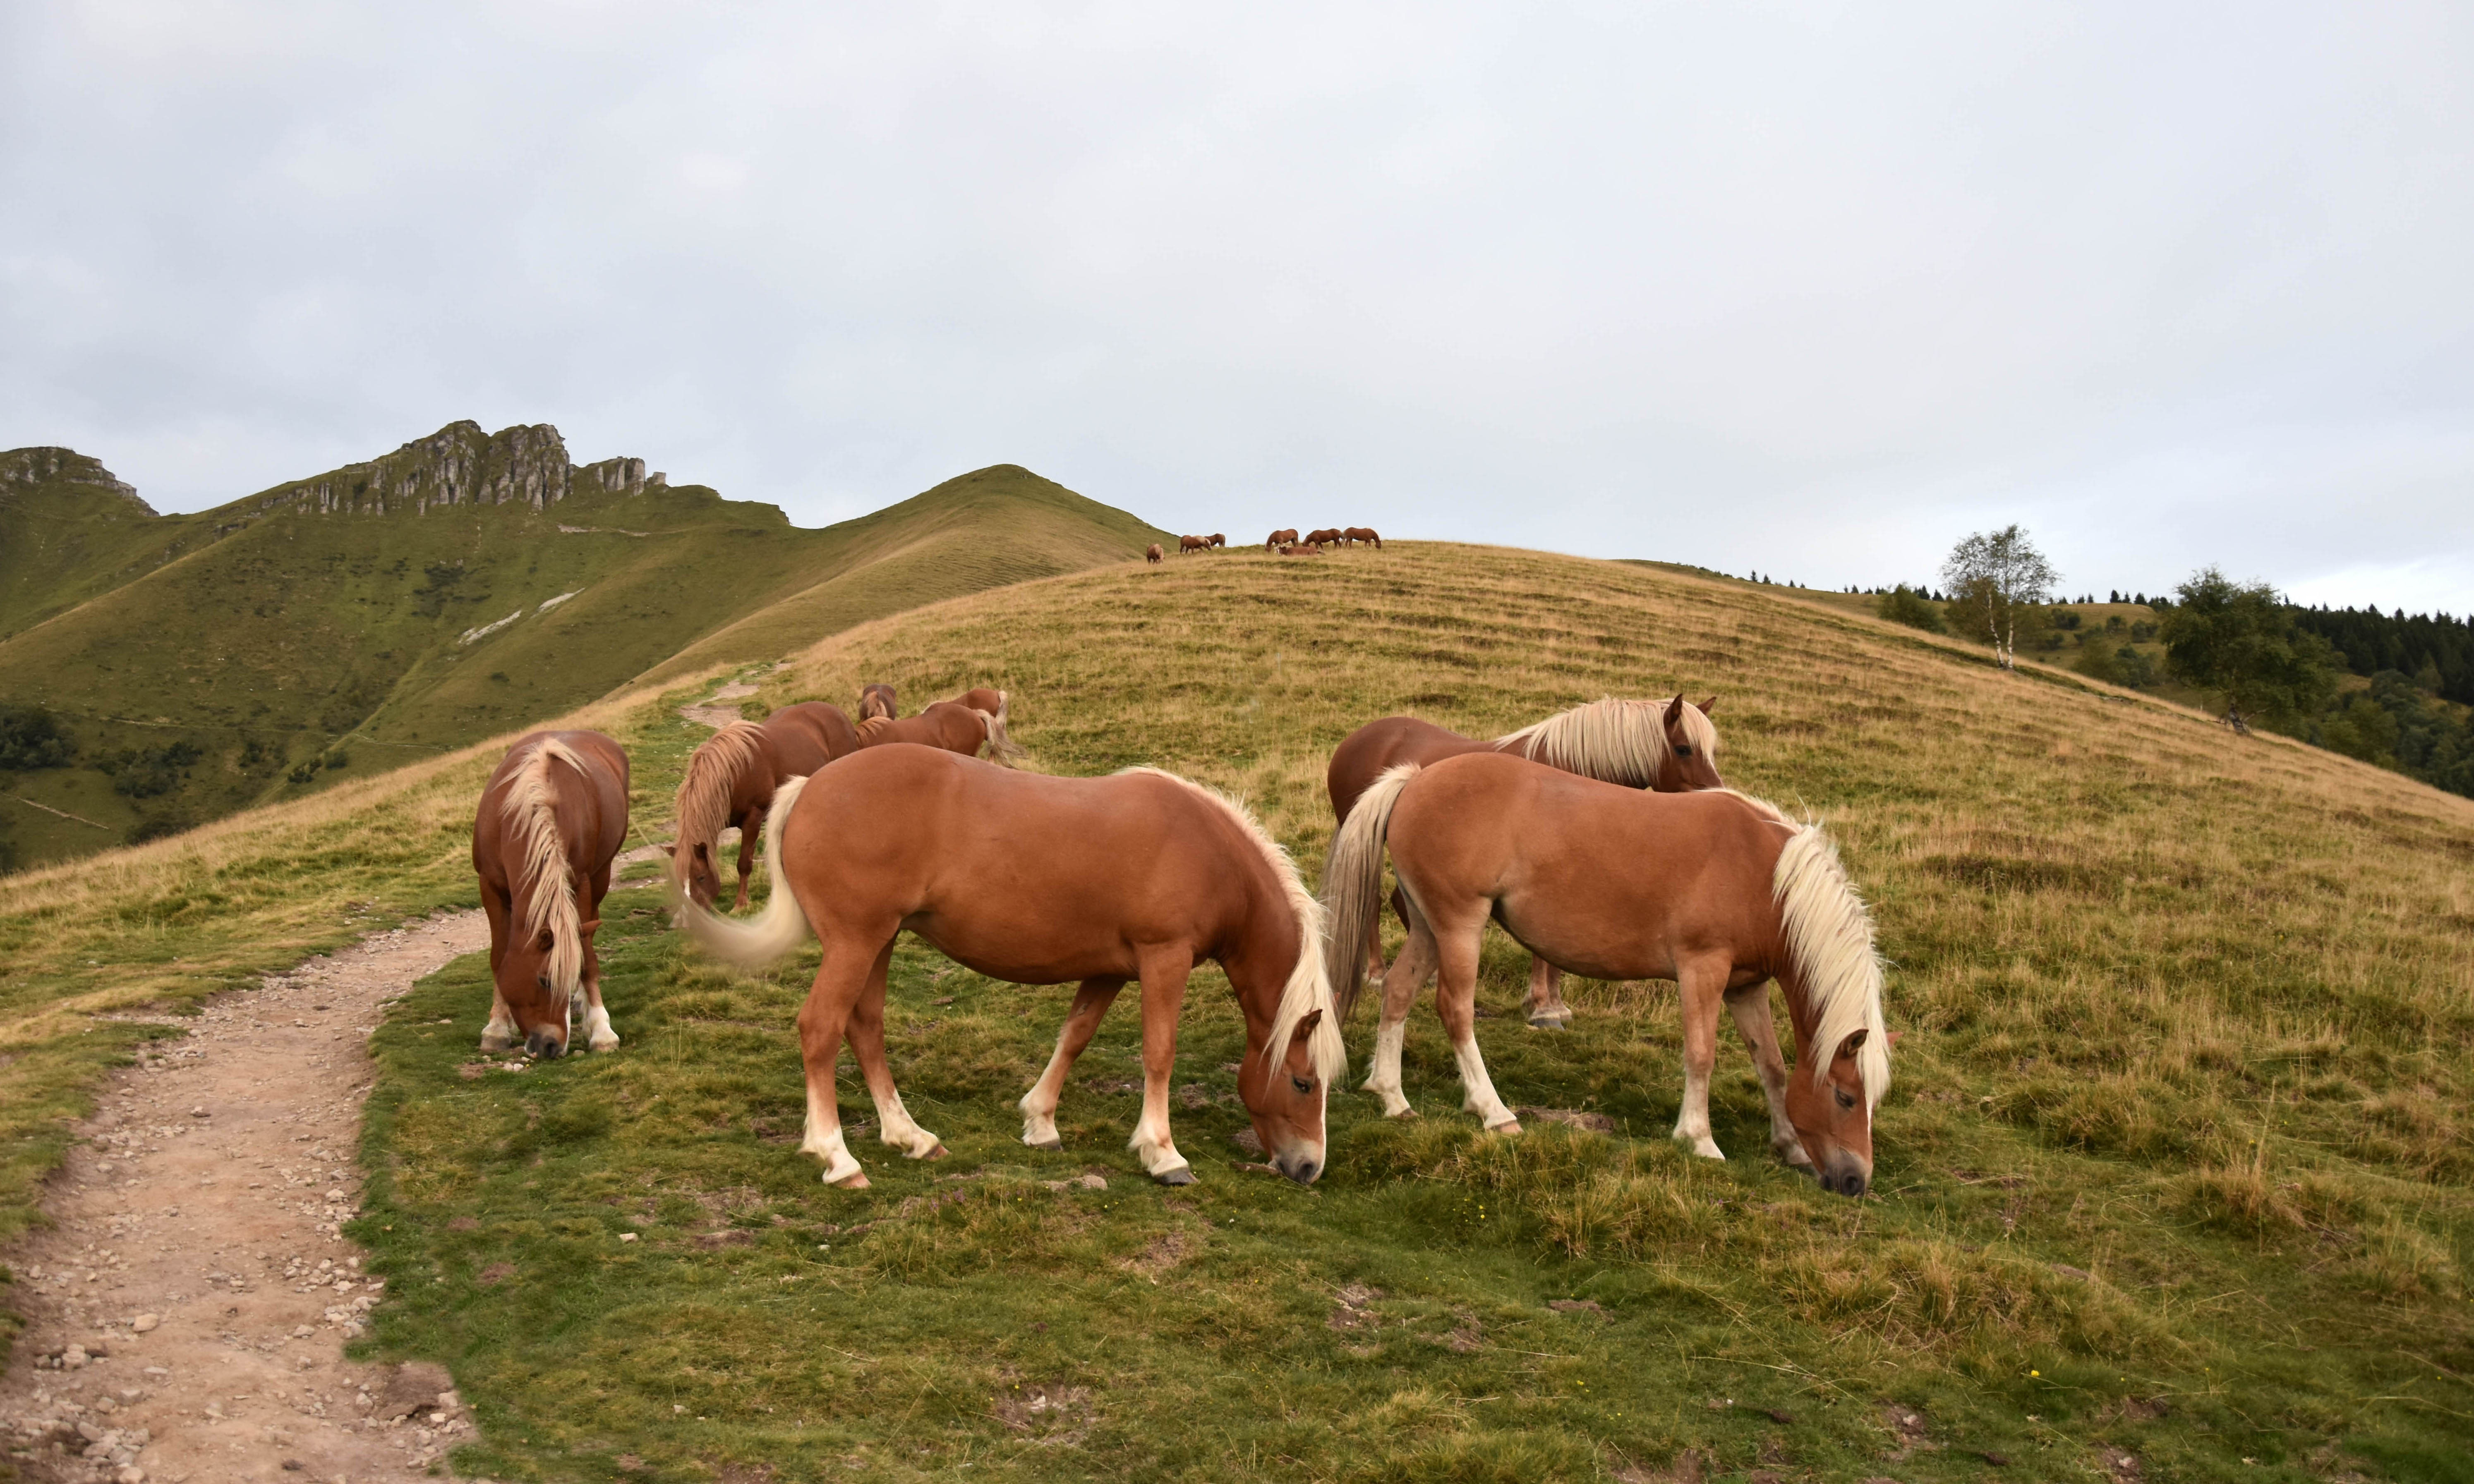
[1784, 1025, 1883, 1197]
[1657, 694, 1724, 792]
[1239, 1007, 1330, 1185]
[662, 839, 730, 911]
[492, 914, 599, 1059]
[858, 684, 898, 723]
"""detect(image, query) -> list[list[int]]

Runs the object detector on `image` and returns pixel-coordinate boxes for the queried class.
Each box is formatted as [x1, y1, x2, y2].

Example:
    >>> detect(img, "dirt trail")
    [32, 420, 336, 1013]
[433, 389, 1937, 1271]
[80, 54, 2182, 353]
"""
[0, 913, 495, 1484]
[674, 680, 758, 730]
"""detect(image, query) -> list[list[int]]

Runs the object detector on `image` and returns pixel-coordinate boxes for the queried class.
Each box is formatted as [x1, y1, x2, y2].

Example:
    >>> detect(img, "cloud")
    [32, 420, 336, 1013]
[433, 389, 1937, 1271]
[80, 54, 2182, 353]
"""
[3, 1, 2469, 613]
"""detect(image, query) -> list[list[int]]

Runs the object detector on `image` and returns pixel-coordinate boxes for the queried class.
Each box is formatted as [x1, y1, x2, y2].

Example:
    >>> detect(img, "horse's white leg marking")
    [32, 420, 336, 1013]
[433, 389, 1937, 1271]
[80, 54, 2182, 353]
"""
[797, 945, 877, 1187]
[1019, 979, 1122, 1149]
[1128, 954, 1194, 1182]
[845, 941, 943, 1159]
[799, 1078, 865, 1187]
[480, 989, 519, 1053]
[1432, 917, 1519, 1132]
[1725, 981, 1808, 1167]
[1673, 961, 1728, 1159]
[1363, 925, 1437, 1118]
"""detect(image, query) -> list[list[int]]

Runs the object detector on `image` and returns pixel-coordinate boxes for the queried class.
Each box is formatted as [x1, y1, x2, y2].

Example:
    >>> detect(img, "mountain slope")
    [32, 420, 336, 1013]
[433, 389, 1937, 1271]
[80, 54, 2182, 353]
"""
[0, 430, 1166, 869]
[2, 541, 2466, 1475]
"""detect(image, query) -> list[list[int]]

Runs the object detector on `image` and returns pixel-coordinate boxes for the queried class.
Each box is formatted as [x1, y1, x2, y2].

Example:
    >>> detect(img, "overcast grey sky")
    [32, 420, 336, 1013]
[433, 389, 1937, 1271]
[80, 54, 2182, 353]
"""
[5, 3, 2470, 612]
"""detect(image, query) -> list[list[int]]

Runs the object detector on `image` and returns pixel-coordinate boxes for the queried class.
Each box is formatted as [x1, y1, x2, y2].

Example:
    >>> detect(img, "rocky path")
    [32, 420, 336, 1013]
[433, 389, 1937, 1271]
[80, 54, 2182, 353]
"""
[1, 913, 492, 1484]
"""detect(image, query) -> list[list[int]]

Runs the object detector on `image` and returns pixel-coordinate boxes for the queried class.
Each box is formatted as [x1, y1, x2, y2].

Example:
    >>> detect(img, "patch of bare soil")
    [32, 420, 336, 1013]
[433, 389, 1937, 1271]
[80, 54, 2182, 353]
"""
[0, 912, 497, 1484]
[675, 682, 759, 730]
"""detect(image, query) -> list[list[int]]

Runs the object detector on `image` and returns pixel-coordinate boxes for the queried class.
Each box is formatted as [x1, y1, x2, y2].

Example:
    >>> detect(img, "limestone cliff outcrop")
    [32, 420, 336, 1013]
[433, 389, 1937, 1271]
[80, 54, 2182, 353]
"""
[0, 448, 157, 515]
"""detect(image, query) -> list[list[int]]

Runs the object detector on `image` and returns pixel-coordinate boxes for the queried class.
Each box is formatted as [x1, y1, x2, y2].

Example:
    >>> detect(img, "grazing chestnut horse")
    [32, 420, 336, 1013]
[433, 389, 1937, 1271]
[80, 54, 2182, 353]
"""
[1328, 696, 1721, 1027]
[676, 746, 1347, 1188]
[854, 693, 1026, 764]
[473, 731, 630, 1058]
[671, 702, 862, 911]
[1344, 527, 1383, 548]
[1206, 533, 1226, 549]
[1267, 528, 1299, 550]
[1179, 534, 1210, 554]
[1146, 543, 1164, 563]
[1304, 527, 1342, 548]
[858, 683, 899, 722]
[1326, 753, 1892, 1196]
[1278, 543, 1322, 556]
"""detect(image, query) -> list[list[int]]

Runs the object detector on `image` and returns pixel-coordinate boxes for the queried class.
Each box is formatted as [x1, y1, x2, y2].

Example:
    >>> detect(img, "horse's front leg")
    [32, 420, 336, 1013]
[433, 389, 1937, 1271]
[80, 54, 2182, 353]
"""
[1523, 957, 1572, 1030]
[478, 882, 520, 1053]
[1724, 979, 1808, 1169]
[580, 876, 618, 1052]
[796, 940, 880, 1187]
[1672, 958, 1730, 1159]
[1364, 921, 1439, 1118]
[1129, 950, 1196, 1183]
[845, 938, 944, 1161]
[731, 805, 763, 912]
[1434, 917, 1519, 1132]
[1019, 977, 1124, 1149]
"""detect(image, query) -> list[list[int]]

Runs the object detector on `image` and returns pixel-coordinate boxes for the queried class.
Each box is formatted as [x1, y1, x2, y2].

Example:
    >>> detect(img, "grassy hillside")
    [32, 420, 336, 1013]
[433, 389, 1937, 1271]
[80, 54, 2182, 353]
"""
[0, 429, 1165, 870]
[5, 543, 2470, 1481]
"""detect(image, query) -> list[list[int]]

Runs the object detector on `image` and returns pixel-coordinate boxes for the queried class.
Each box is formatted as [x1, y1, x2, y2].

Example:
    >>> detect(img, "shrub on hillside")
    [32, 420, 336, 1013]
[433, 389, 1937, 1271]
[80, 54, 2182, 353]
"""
[98, 741, 204, 799]
[1877, 585, 1946, 633]
[0, 706, 74, 772]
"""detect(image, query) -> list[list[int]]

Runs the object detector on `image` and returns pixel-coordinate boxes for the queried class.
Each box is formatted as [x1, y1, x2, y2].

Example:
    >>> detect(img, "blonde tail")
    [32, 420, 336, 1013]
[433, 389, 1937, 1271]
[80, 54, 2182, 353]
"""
[674, 773, 817, 969]
[1321, 763, 1420, 1022]
[977, 690, 1027, 765]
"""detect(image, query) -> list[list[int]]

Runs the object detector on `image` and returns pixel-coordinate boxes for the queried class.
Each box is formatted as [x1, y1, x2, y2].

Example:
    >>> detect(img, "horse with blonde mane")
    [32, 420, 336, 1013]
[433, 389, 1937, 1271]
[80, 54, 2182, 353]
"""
[473, 730, 630, 1059]
[1325, 753, 1893, 1196]
[1326, 695, 1721, 1027]
[674, 744, 1347, 1189]
[670, 701, 861, 911]
[858, 683, 899, 722]
[1178, 535, 1210, 554]
[853, 690, 1025, 764]
[1146, 543, 1164, 564]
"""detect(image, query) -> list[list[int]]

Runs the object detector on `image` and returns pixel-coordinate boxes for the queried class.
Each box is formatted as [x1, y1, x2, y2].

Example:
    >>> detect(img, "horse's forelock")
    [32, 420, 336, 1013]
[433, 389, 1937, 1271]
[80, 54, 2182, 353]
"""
[1768, 819, 1891, 1108]
[501, 738, 589, 999]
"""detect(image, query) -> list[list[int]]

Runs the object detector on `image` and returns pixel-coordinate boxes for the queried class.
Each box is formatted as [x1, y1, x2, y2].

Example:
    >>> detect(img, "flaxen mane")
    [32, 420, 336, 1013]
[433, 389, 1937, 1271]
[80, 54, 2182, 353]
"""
[503, 737, 588, 998]
[674, 721, 767, 881]
[1494, 697, 1716, 786]
[1768, 816, 1891, 1106]
[1117, 768, 1346, 1084]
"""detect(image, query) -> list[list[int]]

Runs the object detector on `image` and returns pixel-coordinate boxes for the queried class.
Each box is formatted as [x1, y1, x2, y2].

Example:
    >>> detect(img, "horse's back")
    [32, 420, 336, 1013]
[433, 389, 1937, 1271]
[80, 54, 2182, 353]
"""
[766, 702, 860, 768]
[1327, 716, 1489, 821]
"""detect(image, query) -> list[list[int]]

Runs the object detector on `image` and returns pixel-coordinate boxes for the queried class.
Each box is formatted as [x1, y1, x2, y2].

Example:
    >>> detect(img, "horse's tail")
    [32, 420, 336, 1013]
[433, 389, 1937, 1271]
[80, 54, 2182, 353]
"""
[674, 773, 817, 969]
[1772, 821, 1892, 1108]
[1321, 762, 1420, 1023]
[976, 691, 1027, 766]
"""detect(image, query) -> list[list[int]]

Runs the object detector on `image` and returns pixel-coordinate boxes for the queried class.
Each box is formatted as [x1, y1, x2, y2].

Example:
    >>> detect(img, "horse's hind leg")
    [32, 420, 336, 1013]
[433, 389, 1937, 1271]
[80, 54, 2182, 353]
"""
[795, 938, 880, 1187]
[1433, 916, 1519, 1132]
[1364, 917, 1439, 1118]
[1020, 977, 1124, 1149]
[1725, 980, 1810, 1170]
[1672, 956, 1731, 1159]
[1129, 948, 1196, 1184]
[1523, 958, 1573, 1030]
[844, 938, 945, 1161]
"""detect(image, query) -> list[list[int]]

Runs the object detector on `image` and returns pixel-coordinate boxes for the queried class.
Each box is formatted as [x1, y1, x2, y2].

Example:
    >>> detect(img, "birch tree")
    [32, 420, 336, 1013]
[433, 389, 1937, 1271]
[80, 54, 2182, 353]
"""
[1941, 525, 2057, 670]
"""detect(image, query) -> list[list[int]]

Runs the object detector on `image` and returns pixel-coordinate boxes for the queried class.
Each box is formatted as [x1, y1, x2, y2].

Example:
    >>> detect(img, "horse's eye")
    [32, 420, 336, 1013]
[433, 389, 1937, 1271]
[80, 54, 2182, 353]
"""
[1834, 1089, 1856, 1110]
[1291, 1077, 1313, 1095]
[1676, 744, 1693, 756]
[536, 974, 551, 990]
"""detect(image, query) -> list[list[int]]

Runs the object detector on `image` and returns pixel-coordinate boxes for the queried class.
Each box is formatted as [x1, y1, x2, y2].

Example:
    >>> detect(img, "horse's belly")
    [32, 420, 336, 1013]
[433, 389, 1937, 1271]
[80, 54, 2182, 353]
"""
[1496, 903, 1676, 983]
[906, 912, 1140, 988]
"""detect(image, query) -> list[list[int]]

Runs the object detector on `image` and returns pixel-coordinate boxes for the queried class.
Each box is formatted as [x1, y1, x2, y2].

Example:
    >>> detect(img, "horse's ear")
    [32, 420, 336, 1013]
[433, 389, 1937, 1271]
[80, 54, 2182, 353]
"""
[1836, 1027, 1869, 1058]
[692, 841, 711, 863]
[1663, 694, 1685, 726]
[534, 927, 556, 952]
[659, 843, 676, 858]
[1887, 1029, 1904, 1047]
[579, 919, 601, 938]
[1696, 695, 1718, 716]
[1291, 1008, 1324, 1039]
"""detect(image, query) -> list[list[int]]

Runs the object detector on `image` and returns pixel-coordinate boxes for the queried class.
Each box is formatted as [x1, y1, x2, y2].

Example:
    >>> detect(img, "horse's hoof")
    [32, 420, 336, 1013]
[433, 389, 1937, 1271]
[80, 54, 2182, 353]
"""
[827, 1168, 871, 1190]
[921, 1144, 949, 1161]
[1485, 1118, 1524, 1136]
[477, 1035, 515, 1053]
[1024, 1136, 1063, 1151]
[1153, 1165, 1197, 1186]
[1525, 1014, 1568, 1031]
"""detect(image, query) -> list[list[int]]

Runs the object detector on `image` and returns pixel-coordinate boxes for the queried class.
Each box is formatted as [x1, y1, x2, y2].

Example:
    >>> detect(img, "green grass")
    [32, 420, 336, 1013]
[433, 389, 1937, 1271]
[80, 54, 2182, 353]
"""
[7, 542, 2473, 1480]
[0, 431, 1165, 870]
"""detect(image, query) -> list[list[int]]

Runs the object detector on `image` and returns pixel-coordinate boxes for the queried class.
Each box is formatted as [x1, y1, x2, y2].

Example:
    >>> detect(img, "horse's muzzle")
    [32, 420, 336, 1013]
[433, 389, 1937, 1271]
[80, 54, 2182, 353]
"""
[1272, 1148, 1323, 1186]
[1817, 1156, 1870, 1198]
[525, 1029, 568, 1060]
